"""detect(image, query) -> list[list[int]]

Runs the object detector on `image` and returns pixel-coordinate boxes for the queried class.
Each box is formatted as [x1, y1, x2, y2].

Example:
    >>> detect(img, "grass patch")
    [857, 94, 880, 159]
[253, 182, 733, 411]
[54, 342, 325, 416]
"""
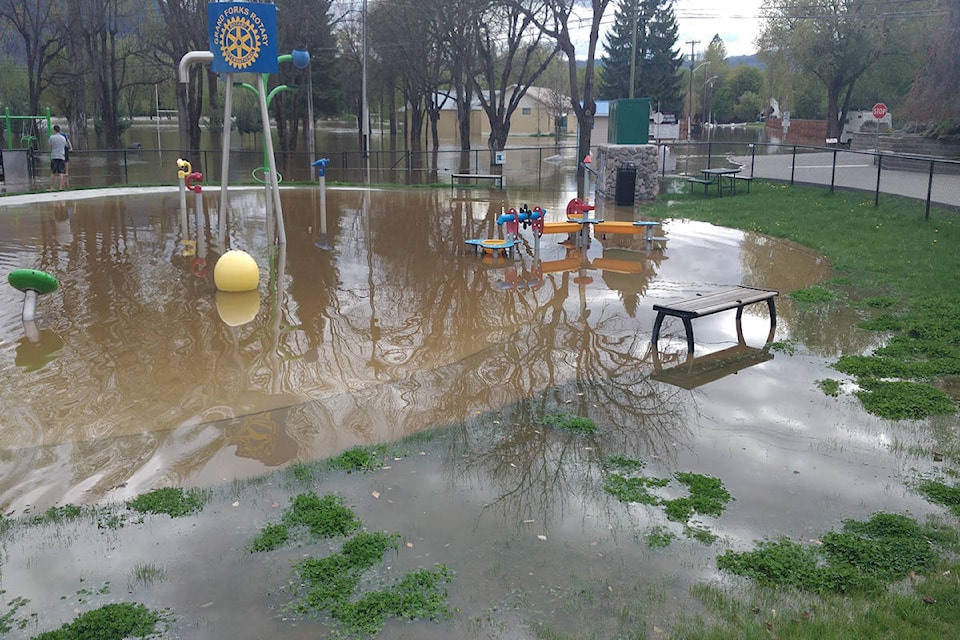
[914, 478, 960, 517]
[854, 379, 956, 420]
[789, 286, 837, 304]
[29, 504, 84, 526]
[330, 446, 382, 472]
[31, 602, 165, 639]
[717, 512, 954, 595]
[0, 595, 32, 634]
[130, 563, 166, 587]
[604, 463, 733, 544]
[249, 492, 360, 552]
[816, 378, 841, 397]
[290, 531, 453, 636]
[540, 412, 598, 434]
[682, 559, 960, 640]
[125, 487, 208, 518]
[645, 526, 675, 548]
[605, 455, 646, 472]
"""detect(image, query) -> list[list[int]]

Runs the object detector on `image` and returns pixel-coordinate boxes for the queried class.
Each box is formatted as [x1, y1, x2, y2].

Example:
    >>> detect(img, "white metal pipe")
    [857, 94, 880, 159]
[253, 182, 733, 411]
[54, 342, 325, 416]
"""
[21, 290, 37, 322]
[178, 51, 213, 84]
[219, 76, 233, 249]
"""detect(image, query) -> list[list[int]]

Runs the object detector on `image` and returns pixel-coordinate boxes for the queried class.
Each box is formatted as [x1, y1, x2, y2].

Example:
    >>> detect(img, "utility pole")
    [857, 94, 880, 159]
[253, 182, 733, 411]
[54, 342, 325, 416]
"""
[629, 0, 638, 99]
[686, 40, 698, 140]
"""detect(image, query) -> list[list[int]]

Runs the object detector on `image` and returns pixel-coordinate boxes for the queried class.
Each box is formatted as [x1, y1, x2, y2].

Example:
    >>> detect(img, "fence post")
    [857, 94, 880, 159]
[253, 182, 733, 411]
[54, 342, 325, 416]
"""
[874, 152, 882, 207]
[829, 148, 837, 194]
[123, 149, 129, 183]
[790, 146, 797, 185]
[925, 160, 935, 221]
[749, 144, 755, 178]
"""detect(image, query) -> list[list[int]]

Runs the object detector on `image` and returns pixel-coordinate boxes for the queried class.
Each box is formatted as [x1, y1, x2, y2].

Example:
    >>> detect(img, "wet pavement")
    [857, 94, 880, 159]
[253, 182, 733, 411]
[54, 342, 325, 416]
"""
[0, 186, 949, 638]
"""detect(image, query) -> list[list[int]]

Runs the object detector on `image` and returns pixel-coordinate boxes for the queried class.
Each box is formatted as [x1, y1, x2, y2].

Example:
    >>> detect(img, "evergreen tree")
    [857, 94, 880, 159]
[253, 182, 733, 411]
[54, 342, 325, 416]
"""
[638, 1, 683, 113]
[598, 0, 682, 113]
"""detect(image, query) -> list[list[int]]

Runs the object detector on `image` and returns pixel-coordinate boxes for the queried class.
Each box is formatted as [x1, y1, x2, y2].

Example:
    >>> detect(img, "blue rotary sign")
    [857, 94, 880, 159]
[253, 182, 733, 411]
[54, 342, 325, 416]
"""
[208, 2, 278, 74]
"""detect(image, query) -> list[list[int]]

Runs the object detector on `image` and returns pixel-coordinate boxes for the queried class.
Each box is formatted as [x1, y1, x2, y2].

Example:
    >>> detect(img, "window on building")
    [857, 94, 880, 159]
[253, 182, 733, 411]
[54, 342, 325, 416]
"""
[522, 107, 532, 115]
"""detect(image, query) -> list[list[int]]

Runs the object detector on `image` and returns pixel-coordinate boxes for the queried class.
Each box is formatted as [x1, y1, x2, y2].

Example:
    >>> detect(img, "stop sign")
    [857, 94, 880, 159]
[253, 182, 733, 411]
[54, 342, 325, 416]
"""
[872, 102, 888, 119]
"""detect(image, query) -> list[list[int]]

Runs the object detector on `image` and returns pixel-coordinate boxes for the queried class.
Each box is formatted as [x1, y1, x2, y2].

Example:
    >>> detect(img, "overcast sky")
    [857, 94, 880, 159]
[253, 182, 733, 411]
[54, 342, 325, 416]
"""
[573, 0, 766, 60]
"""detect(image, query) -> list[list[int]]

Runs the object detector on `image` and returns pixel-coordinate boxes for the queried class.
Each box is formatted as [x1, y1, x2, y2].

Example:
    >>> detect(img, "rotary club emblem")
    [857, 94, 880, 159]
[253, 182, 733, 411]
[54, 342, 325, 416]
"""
[218, 15, 261, 70]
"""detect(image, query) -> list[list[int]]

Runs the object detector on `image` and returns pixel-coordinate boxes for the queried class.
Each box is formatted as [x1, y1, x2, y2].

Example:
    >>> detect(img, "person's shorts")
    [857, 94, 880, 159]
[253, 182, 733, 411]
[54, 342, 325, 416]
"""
[51, 158, 65, 174]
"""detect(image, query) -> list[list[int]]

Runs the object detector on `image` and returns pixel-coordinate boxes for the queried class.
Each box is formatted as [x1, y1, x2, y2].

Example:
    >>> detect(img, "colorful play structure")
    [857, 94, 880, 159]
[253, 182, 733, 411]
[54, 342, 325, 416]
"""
[465, 197, 666, 260]
[178, 2, 314, 247]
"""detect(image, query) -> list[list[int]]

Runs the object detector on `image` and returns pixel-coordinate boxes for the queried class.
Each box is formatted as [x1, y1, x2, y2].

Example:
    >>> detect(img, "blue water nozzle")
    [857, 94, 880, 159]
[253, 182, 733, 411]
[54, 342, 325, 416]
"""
[311, 158, 330, 177]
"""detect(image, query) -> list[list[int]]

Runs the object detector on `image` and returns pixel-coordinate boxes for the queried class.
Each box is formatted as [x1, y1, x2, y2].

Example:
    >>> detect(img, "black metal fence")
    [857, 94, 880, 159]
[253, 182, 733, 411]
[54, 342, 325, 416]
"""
[4, 141, 958, 215]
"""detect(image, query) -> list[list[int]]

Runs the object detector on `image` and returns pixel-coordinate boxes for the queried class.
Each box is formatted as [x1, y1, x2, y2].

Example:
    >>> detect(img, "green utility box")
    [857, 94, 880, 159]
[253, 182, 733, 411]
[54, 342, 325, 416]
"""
[607, 98, 651, 144]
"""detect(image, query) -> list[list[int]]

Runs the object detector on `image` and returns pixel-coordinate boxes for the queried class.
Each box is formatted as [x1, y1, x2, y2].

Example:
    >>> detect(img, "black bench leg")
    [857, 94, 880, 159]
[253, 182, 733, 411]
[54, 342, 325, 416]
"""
[651, 312, 665, 345]
[767, 298, 777, 327]
[682, 318, 695, 353]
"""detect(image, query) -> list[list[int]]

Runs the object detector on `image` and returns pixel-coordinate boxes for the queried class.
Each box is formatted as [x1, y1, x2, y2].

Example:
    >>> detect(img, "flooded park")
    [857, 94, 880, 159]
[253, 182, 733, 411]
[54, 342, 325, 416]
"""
[0, 173, 952, 638]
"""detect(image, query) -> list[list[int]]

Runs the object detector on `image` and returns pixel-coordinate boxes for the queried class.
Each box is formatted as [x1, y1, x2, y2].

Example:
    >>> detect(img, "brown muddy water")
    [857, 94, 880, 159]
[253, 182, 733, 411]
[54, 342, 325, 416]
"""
[0, 186, 948, 638]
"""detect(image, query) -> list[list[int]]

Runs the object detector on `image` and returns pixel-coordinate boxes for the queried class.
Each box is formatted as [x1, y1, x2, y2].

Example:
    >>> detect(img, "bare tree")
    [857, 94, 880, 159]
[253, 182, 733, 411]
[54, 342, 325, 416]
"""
[368, 0, 441, 153]
[514, 0, 614, 185]
[472, 2, 558, 164]
[0, 0, 65, 116]
[154, 0, 208, 152]
[433, 0, 484, 150]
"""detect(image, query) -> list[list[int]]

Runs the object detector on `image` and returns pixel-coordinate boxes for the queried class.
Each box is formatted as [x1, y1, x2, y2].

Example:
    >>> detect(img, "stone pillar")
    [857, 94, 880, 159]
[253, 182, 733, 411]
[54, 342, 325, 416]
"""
[595, 144, 660, 203]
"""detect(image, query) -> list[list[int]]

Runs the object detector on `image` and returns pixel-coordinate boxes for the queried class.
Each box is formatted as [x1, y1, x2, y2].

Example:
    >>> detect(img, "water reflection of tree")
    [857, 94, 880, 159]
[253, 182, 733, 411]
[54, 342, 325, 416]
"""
[444, 376, 690, 532]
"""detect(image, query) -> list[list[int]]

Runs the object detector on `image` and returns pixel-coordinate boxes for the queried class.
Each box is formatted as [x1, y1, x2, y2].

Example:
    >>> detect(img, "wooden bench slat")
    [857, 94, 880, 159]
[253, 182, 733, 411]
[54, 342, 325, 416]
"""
[651, 286, 778, 352]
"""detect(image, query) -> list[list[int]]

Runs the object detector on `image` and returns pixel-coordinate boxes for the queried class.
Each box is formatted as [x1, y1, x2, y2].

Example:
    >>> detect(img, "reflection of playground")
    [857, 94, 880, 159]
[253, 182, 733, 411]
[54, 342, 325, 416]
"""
[650, 324, 777, 390]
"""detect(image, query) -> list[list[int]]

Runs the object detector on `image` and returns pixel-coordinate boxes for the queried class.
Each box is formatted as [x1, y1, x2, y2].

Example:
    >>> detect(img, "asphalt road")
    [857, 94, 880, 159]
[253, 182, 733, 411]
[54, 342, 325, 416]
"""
[730, 149, 960, 209]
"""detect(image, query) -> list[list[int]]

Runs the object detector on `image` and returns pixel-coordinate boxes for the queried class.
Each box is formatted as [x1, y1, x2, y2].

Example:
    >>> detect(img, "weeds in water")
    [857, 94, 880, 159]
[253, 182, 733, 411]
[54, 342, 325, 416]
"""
[286, 462, 315, 483]
[914, 477, 960, 517]
[0, 595, 32, 634]
[249, 492, 360, 552]
[284, 492, 361, 538]
[684, 563, 960, 640]
[816, 378, 841, 397]
[790, 286, 837, 304]
[125, 487, 208, 518]
[290, 531, 453, 636]
[769, 339, 798, 355]
[130, 563, 166, 586]
[854, 379, 955, 420]
[330, 446, 382, 472]
[31, 602, 166, 639]
[541, 412, 598, 434]
[249, 522, 290, 552]
[604, 458, 732, 545]
[605, 455, 645, 472]
[30, 504, 83, 526]
[717, 512, 954, 594]
[645, 526, 675, 548]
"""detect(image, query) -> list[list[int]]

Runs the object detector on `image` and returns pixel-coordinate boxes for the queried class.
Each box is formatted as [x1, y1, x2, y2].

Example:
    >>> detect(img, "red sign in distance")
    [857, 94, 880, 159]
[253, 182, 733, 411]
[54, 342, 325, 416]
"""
[872, 103, 888, 119]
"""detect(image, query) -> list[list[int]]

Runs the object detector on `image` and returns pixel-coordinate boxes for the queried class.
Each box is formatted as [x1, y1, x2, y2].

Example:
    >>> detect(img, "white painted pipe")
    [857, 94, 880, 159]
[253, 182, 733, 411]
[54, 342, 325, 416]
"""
[22, 290, 38, 322]
[178, 51, 214, 84]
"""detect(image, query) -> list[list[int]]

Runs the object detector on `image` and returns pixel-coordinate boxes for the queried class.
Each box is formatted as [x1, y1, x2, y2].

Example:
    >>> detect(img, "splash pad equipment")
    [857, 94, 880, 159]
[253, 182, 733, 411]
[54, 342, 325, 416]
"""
[214, 250, 259, 292]
[8, 269, 58, 321]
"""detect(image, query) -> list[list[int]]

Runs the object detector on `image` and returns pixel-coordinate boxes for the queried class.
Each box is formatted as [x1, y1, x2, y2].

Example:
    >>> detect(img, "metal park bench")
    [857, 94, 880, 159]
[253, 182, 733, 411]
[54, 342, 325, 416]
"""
[651, 285, 778, 353]
[451, 173, 504, 189]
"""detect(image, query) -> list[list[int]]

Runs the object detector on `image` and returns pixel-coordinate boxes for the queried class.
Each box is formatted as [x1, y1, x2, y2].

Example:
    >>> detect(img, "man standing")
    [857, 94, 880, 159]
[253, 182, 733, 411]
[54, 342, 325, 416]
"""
[49, 125, 68, 190]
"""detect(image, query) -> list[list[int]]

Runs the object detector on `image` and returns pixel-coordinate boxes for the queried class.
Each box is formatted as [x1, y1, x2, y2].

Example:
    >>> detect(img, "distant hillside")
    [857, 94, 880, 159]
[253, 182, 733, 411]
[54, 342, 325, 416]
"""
[728, 54, 763, 69]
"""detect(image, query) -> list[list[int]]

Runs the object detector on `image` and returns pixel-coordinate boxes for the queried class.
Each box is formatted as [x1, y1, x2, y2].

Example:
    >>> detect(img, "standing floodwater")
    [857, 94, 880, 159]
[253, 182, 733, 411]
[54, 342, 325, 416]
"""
[0, 186, 831, 512]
